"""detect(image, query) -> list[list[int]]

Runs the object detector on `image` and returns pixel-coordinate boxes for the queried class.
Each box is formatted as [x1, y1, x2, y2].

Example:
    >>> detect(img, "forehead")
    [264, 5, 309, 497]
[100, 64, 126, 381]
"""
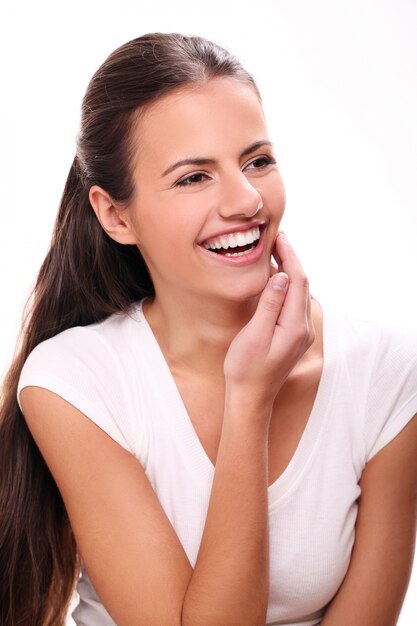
[134, 78, 267, 167]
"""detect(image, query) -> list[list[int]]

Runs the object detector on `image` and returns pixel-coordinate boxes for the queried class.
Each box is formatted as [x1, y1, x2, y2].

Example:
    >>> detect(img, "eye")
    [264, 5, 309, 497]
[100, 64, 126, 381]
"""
[244, 155, 277, 171]
[175, 172, 209, 187]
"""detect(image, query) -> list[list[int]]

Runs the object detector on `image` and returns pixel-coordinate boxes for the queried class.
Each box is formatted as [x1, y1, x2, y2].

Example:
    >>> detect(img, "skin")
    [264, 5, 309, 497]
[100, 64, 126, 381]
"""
[20, 78, 417, 625]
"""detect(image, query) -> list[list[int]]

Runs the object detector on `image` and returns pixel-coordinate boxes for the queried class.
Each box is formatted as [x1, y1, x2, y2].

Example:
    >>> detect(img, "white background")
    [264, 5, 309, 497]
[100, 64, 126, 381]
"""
[1, 0, 416, 623]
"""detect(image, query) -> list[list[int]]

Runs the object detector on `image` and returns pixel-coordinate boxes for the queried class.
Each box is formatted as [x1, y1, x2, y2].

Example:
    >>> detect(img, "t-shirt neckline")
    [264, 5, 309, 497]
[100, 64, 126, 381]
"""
[133, 300, 338, 507]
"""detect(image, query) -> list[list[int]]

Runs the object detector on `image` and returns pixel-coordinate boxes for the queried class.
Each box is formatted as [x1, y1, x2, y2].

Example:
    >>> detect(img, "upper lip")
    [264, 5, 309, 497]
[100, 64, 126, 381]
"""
[198, 219, 268, 246]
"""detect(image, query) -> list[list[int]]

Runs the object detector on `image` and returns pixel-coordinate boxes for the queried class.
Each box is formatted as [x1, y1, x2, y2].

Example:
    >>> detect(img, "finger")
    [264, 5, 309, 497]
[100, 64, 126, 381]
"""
[270, 255, 278, 277]
[248, 272, 289, 339]
[271, 235, 283, 271]
[274, 233, 310, 328]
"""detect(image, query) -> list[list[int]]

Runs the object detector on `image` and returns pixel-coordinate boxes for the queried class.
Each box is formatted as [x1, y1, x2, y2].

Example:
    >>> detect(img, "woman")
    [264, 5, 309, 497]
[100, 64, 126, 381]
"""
[1, 33, 416, 626]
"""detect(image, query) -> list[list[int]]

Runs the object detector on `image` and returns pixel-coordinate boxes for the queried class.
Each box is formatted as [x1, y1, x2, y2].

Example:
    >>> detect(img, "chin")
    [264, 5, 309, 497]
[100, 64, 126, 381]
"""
[219, 268, 270, 303]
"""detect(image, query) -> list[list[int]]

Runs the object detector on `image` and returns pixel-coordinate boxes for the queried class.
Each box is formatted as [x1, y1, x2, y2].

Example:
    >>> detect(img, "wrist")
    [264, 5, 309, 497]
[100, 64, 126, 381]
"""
[224, 385, 275, 424]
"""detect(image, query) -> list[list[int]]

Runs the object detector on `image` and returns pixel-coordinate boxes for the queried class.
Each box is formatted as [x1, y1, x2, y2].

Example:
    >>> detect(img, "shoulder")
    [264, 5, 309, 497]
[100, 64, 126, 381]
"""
[18, 301, 147, 390]
[325, 305, 417, 461]
[23, 302, 143, 362]
[18, 301, 147, 455]
[324, 305, 417, 373]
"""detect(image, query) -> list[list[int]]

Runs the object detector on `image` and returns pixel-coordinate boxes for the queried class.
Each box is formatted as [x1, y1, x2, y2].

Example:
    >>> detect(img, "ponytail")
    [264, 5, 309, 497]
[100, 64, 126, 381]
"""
[0, 158, 152, 625]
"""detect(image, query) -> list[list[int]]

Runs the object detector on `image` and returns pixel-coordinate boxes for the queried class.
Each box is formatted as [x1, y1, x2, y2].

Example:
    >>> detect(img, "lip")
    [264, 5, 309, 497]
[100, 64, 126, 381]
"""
[198, 219, 267, 246]
[197, 222, 268, 267]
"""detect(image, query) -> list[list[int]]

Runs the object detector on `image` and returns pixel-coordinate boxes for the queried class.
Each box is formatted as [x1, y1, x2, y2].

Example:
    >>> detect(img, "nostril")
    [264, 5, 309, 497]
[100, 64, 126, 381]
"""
[251, 200, 263, 217]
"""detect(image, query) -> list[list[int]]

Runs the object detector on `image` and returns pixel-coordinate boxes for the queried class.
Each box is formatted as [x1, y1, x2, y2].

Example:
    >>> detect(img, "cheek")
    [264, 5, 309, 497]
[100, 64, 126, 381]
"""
[271, 173, 286, 210]
[136, 220, 195, 270]
[273, 188, 286, 225]
[129, 204, 164, 248]
[259, 171, 286, 216]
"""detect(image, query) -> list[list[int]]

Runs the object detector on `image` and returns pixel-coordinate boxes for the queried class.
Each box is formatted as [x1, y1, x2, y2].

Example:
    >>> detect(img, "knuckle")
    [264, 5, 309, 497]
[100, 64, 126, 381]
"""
[309, 324, 316, 341]
[291, 322, 312, 351]
[306, 326, 316, 348]
[297, 273, 309, 290]
[262, 296, 283, 313]
[291, 332, 305, 351]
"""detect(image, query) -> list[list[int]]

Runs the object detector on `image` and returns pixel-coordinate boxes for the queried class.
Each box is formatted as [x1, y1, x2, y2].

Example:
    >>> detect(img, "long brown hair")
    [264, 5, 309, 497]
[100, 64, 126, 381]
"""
[0, 33, 259, 625]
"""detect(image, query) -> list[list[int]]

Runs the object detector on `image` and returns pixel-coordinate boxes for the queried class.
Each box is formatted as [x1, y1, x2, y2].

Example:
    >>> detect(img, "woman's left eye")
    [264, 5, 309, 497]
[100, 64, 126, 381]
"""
[245, 155, 276, 170]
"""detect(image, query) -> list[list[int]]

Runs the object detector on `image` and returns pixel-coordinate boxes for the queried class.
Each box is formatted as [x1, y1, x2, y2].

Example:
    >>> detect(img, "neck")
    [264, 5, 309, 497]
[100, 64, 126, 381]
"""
[143, 291, 259, 377]
[142, 291, 323, 382]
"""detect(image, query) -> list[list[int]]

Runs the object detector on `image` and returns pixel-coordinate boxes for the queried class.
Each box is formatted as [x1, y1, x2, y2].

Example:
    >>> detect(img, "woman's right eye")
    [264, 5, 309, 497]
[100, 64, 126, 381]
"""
[175, 173, 208, 187]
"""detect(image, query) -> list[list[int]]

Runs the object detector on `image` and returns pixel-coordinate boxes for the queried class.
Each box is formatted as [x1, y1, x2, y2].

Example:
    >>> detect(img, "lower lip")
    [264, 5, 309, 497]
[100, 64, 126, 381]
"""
[198, 227, 267, 267]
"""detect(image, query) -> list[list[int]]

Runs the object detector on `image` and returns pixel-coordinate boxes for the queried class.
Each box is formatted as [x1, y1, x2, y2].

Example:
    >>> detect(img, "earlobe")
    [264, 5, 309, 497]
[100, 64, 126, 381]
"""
[89, 185, 137, 245]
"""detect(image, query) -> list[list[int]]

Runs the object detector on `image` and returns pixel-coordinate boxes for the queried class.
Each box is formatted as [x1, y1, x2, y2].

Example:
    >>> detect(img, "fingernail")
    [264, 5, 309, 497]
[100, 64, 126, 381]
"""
[279, 231, 287, 241]
[271, 273, 288, 291]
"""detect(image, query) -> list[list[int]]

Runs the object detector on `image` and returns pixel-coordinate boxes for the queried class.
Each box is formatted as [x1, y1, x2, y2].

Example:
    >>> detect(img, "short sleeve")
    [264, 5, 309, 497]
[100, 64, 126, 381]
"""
[17, 326, 135, 454]
[364, 324, 417, 461]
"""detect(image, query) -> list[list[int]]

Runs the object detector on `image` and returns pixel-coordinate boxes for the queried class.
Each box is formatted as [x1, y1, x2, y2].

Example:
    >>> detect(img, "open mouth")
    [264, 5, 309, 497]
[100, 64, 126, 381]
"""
[202, 226, 262, 257]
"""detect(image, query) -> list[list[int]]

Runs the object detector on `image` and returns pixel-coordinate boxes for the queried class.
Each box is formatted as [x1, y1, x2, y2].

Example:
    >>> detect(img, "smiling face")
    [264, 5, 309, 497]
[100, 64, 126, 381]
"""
[124, 77, 286, 304]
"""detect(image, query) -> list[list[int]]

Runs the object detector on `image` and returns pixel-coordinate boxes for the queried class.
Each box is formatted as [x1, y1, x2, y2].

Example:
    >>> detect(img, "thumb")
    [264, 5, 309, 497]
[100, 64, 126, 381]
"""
[251, 272, 289, 331]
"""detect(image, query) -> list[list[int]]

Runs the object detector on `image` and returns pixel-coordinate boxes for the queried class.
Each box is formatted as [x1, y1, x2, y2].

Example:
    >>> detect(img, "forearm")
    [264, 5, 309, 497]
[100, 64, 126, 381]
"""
[181, 395, 272, 626]
[182, 237, 311, 625]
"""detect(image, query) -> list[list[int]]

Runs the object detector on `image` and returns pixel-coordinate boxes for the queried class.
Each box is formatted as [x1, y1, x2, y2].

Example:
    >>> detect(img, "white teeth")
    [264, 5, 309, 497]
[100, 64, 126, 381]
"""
[225, 245, 255, 257]
[235, 232, 247, 246]
[204, 226, 260, 251]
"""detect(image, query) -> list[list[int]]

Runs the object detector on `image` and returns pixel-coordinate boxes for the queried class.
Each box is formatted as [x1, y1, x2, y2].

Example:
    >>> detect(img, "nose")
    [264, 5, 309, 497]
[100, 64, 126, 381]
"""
[218, 171, 263, 219]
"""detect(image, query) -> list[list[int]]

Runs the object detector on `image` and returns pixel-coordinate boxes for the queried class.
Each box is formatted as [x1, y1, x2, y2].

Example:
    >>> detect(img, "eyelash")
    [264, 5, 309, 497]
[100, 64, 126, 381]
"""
[175, 155, 277, 187]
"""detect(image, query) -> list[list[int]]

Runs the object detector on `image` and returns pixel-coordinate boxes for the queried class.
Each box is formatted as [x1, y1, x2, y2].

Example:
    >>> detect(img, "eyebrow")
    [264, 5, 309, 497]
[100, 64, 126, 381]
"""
[161, 140, 274, 178]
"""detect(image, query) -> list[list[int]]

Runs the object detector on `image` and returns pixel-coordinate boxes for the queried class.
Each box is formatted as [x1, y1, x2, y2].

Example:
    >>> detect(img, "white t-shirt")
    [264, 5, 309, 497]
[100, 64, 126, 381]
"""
[17, 300, 417, 626]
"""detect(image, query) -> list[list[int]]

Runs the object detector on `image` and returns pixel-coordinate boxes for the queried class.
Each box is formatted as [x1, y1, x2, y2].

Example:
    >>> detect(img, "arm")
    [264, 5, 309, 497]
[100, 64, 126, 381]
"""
[321, 412, 417, 626]
[21, 387, 271, 626]
[20, 234, 314, 626]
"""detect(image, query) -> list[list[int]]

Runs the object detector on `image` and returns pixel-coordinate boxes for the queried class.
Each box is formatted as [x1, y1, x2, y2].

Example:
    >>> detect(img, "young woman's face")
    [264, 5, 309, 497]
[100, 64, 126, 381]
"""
[126, 77, 286, 303]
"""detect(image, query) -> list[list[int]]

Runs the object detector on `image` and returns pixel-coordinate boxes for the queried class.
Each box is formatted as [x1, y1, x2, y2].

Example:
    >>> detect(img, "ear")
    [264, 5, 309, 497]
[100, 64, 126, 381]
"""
[89, 185, 138, 245]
